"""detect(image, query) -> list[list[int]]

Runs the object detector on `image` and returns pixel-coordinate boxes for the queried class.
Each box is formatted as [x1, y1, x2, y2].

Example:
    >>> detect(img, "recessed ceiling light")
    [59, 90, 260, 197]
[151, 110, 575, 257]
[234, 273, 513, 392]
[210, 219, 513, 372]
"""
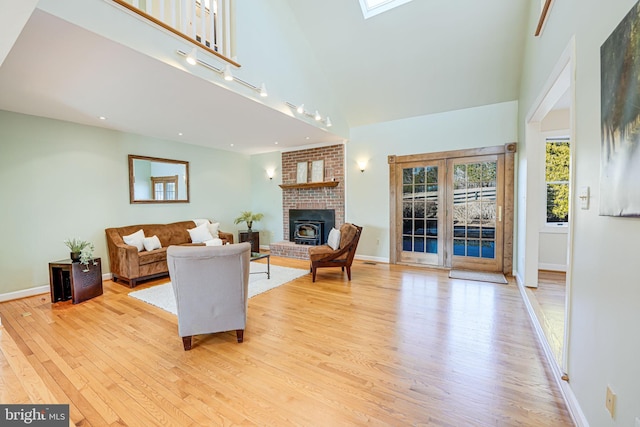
[178, 132, 183, 136]
[99, 116, 107, 120]
[274, 141, 279, 145]
[305, 136, 310, 140]
[230, 143, 234, 147]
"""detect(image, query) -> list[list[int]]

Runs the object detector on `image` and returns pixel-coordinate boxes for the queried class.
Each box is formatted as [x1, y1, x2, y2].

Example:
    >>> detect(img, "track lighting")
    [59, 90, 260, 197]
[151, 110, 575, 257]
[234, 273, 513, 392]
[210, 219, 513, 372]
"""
[179, 49, 270, 97]
[186, 47, 198, 65]
[178, 49, 335, 133]
[285, 102, 333, 128]
[223, 64, 233, 81]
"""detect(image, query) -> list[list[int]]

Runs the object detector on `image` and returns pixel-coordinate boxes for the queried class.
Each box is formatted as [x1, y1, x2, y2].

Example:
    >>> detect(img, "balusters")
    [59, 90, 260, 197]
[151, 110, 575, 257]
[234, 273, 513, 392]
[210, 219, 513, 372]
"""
[114, 0, 227, 58]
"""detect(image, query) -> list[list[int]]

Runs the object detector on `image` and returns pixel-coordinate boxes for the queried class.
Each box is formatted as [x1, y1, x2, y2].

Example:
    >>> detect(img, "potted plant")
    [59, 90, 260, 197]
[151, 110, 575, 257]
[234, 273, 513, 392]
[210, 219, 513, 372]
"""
[64, 238, 95, 270]
[79, 243, 96, 271]
[233, 211, 264, 232]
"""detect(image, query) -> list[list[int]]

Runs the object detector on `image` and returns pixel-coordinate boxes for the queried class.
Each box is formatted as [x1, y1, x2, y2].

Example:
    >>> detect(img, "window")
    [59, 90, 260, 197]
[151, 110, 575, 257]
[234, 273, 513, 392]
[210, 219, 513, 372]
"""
[358, 0, 414, 19]
[545, 137, 570, 225]
[151, 175, 179, 201]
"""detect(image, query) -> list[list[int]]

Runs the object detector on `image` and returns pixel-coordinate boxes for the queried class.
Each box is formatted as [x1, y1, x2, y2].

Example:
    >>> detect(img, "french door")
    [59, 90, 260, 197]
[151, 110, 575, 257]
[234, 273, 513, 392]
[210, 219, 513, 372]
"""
[447, 155, 504, 272]
[390, 145, 514, 273]
[398, 160, 445, 266]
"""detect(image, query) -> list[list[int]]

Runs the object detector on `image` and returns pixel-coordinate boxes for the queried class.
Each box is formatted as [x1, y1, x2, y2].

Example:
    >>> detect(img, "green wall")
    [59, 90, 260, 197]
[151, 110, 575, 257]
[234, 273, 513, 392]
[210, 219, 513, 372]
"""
[249, 151, 283, 246]
[347, 101, 518, 261]
[0, 110, 250, 294]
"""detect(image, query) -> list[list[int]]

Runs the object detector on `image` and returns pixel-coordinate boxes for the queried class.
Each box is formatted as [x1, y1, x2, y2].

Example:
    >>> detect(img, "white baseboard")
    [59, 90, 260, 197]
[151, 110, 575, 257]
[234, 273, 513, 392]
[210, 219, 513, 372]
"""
[515, 279, 588, 426]
[355, 254, 389, 264]
[0, 273, 112, 303]
[0, 285, 49, 303]
[538, 263, 567, 272]
[514, 270, 525, 288]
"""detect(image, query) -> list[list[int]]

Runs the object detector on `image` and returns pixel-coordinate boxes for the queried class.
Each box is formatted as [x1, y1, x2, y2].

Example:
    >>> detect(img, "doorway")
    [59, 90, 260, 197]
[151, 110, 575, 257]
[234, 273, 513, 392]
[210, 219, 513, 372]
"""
[520, 38, 575, 374]
[389, 144, 515, 273]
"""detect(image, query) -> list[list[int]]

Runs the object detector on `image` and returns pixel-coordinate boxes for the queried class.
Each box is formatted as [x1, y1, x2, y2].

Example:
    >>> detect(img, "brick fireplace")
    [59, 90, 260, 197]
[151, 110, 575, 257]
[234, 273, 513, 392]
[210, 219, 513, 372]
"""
[269, 144, 345, 259]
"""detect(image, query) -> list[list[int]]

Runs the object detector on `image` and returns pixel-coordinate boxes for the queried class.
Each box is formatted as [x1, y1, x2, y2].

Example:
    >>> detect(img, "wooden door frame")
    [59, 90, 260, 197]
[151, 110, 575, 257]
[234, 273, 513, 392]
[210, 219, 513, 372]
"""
[389, 143, 516, 275]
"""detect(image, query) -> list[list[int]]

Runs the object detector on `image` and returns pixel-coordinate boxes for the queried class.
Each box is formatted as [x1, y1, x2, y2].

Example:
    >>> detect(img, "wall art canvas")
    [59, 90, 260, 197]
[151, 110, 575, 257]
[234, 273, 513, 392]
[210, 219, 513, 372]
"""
[296, 162, 308, 184]
[311, 160, 324, 182]
[600, 0, 640, 216]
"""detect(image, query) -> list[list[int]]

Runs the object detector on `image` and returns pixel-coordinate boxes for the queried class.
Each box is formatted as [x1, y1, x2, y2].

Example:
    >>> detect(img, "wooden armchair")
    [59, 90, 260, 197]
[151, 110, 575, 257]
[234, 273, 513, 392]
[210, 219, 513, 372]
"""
[308, 223, 362, 282]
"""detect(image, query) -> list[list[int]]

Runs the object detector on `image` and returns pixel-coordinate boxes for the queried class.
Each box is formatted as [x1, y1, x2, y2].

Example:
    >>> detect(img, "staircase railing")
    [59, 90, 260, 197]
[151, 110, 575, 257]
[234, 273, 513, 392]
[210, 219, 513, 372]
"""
[111, 0, 238, 66]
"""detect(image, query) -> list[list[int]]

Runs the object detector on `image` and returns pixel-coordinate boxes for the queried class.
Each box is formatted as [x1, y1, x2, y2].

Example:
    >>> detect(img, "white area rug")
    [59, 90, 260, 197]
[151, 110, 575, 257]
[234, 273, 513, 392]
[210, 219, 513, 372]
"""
[448, 269, 508, 284]
[129, 263, 308, 315]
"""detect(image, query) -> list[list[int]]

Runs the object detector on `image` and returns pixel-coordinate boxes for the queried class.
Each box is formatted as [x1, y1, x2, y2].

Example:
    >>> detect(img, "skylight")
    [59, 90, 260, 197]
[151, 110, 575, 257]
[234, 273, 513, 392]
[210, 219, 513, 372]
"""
[358, 0, 413, 19]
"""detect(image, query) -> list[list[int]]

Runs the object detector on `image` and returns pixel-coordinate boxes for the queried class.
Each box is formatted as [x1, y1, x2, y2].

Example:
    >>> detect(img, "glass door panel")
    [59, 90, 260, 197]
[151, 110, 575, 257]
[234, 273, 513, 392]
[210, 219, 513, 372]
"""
[446, 155, 504, 272]
[398, 161, 444, 266]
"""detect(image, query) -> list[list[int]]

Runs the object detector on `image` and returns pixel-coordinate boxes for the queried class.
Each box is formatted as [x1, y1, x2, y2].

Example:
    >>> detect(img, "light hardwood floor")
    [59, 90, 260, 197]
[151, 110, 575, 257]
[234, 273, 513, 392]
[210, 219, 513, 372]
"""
[0, 257, 573, 426]
[528, 270, 567, 366]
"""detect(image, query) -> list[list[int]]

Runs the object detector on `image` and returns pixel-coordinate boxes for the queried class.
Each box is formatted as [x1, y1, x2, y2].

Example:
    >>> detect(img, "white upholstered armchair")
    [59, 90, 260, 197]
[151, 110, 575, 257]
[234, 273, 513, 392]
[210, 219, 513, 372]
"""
[167, 242, 251, 350]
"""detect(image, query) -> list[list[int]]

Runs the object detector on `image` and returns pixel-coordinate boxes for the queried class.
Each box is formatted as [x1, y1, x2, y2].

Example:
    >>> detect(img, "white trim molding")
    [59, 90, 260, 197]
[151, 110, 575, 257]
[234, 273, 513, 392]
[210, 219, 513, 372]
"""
[515, 277, 588, 426]
[0, 285, 49, 303]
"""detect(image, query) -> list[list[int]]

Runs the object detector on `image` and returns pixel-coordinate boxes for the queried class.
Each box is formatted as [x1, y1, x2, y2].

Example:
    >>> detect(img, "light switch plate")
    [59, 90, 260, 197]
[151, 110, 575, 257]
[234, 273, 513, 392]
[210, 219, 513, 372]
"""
[579, 186, 590, 210]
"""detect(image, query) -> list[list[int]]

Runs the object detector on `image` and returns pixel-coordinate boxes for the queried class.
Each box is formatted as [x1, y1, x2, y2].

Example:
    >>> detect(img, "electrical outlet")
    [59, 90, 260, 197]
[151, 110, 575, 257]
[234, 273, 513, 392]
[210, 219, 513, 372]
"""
[605, 386, 616, 418]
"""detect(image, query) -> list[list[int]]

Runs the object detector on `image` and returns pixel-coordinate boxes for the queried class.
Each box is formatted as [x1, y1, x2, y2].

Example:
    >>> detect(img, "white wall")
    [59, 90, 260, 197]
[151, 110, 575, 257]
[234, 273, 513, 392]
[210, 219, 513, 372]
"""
[538, 231, 568, 271]
[233, 0, 348, 136]
[347, 101, 518, 261]
[518, 0, 640, 425]
[0, 110, 250, 295]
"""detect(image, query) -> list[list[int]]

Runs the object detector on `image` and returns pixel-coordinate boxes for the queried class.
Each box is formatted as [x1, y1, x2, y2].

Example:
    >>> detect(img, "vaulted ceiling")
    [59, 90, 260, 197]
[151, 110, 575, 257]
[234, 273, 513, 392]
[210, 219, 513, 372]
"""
[285, 0, 530, 127]
[0, 1, 530, 154]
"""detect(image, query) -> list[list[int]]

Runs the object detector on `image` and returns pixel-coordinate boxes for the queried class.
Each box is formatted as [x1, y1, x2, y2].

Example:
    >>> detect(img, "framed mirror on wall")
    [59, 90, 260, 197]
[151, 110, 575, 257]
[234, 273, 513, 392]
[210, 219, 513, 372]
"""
[128, 155, 190, 203]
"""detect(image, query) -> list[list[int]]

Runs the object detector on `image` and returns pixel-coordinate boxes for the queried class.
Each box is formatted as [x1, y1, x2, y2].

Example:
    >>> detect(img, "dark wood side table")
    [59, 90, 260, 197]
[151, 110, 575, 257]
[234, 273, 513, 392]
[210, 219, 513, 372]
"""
[239, 231, 260, 253]
[49, 258, 103, 304]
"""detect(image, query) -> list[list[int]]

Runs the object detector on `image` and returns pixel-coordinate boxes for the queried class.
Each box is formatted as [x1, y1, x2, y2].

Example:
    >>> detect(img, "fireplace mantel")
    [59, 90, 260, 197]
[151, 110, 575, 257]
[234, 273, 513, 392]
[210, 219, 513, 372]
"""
[279, 181, 340, 190]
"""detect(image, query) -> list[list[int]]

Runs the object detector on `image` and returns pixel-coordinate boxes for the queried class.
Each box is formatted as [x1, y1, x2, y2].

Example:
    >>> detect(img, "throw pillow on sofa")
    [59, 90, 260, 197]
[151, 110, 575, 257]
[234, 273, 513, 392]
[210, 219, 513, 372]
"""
[207, 222, 220, 238]
[123, 229, 145, 252]
[188, 222, 214, 243]
[143, 235, 162, 251]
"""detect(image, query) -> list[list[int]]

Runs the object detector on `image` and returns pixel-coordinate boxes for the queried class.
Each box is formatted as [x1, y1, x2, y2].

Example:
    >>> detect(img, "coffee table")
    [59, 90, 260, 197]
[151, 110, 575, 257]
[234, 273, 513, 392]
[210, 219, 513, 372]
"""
[250, 252, 270, 279]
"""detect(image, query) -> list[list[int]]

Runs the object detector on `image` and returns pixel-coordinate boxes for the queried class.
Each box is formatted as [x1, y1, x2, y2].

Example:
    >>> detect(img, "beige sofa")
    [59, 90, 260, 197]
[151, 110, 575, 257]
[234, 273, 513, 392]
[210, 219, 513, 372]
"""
[105, 220, 233, 287]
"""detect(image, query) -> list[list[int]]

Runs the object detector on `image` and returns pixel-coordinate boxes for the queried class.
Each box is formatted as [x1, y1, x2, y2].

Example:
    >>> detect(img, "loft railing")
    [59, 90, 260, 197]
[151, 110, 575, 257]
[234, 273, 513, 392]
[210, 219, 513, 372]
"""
[112, 0, 238, 66]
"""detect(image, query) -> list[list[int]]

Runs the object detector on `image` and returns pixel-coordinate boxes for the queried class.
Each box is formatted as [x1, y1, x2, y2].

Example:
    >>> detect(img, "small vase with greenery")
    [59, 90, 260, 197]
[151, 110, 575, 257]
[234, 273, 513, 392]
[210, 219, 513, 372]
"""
[64, 238, 95, 270]
[234, 211, 264, 232]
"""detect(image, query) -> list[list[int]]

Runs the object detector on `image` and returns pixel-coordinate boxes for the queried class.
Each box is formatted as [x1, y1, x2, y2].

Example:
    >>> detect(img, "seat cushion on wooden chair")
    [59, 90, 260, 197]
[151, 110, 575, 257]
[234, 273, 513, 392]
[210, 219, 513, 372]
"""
[308, 223, 359, 262]
[308, 244, 336, 261]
